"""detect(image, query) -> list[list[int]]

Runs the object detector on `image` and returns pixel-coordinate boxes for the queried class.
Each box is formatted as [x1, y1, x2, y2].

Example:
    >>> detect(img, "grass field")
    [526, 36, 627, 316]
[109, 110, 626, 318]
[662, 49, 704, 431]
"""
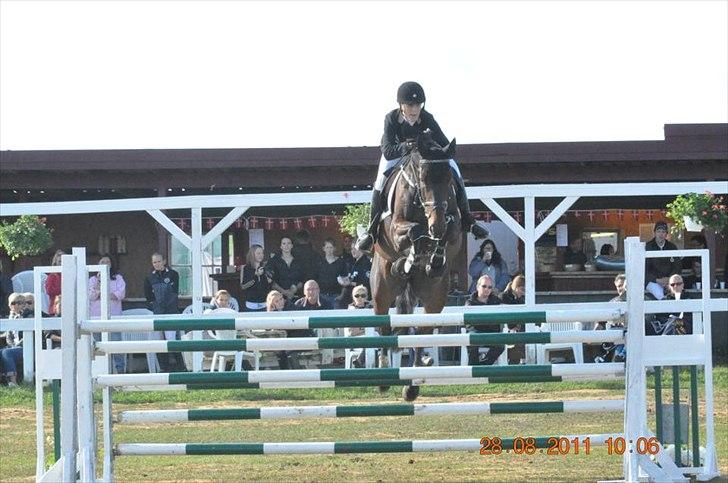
[1, 368, 726, 482]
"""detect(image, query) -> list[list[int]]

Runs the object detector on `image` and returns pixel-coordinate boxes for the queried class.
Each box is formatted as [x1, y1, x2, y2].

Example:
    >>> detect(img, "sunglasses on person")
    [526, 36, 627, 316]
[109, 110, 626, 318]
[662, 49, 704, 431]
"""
[479, 285, 493, 289]
[669, 282, 684, 287]
[353, 294, 367, 299]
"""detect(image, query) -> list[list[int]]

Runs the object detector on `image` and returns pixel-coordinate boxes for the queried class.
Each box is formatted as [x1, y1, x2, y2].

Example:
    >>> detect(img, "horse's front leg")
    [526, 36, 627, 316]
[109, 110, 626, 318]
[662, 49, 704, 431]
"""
[390, 218, 426, 277]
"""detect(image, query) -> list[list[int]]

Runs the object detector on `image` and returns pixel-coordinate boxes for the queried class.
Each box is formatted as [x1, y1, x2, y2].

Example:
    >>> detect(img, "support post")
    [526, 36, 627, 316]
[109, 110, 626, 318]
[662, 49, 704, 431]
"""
[191, 208, 204, 372]
[60, 254, 78, 483]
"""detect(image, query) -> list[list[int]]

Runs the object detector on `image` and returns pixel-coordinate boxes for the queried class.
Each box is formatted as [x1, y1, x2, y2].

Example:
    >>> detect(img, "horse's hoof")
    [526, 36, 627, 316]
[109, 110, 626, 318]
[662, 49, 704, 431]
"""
[402, 385, 420, 402]
[379, 385, 391, 393]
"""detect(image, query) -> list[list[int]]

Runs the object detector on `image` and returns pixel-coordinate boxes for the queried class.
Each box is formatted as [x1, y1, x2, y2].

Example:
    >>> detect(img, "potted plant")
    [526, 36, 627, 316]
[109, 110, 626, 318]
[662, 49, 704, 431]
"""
[338, 204, 371, 238]
[0, 215, 54, 260]
[665, 192, 728, 233]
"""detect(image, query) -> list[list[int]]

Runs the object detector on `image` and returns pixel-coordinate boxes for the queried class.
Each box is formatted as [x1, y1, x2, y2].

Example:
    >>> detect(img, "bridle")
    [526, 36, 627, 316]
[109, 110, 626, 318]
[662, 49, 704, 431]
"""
[399, 152, 453, 242]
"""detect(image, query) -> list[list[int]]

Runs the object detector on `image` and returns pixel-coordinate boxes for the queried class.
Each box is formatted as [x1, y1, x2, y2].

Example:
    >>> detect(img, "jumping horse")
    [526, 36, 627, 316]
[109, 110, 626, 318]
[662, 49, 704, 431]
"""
[370, 130, 463, 402]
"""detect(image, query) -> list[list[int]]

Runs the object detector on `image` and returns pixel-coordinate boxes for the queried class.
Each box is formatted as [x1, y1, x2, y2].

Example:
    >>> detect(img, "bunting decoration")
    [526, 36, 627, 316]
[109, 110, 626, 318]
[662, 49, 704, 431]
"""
[587, 211, 595, 222]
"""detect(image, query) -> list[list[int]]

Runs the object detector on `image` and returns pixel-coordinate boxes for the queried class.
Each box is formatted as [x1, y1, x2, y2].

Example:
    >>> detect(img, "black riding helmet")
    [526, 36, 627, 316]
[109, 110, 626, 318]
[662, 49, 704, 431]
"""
[397, 81, 426, 105]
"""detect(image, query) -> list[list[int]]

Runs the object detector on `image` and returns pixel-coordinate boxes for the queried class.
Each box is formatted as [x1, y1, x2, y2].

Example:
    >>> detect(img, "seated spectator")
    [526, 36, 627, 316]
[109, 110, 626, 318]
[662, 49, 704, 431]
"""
[681, 234, 707, 271]
[211, 289, 233, 310]
[499, 275, 526, 363]
[644, 221, 680, 300]
[593, 274, 627, 363]
[240, 245, 272, 312]
[337, 241, 372, 309]
[45, 249, 65, 316]
[266, 290, 302, 369]
[269, 237, 303, 301]
[465, 275, 504, 366]
[347, 285, 374, 367]
[292, 230, 321, 286]
[294, 280, 332, 311]
[564, 238, 588, 266]
[468, 239, 510, 293]
[683, 259, 702, 290]
[44, 295, 62, 349]
[661, 274, 695, 334]
[317, 238, 348, 309]
[1, 293, 25, 386]
[600, 244, 615, 256]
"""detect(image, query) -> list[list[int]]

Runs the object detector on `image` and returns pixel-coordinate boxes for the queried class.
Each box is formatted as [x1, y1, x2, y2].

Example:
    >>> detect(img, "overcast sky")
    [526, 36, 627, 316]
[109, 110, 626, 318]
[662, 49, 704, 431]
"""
[1, 0, 726, 151]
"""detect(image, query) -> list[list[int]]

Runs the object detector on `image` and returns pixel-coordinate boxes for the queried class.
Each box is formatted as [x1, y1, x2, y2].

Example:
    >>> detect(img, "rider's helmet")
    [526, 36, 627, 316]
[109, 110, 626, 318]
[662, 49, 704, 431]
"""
[397, 81, 426, 105]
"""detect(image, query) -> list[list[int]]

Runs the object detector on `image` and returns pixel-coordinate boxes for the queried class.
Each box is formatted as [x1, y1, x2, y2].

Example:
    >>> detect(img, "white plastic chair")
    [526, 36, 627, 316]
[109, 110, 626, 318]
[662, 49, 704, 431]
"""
[459, 326, 508, 366]
[120, 308, 161, 373]
[536, 321, 584, 364]
[207, 308, 260, 372]
[344, 327, 377, 368]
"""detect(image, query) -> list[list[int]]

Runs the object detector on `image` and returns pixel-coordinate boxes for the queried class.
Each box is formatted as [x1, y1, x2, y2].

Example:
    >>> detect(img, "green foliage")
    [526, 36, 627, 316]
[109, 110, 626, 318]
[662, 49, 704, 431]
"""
[0, 215, 54, 260]
[338, 204, 371, 237]
[666, 191, 728, 232]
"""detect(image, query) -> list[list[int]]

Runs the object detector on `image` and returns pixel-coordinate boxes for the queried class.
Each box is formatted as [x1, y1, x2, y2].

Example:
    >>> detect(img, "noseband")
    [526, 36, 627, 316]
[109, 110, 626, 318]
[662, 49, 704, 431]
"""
[399, 155, 452, 239]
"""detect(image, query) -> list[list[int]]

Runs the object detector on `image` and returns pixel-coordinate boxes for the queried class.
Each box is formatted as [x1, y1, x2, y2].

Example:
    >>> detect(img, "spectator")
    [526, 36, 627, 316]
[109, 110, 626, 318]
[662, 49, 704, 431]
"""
[468, 239, 510, 293]
[294, 280, 332, 310]
[0, 260, 13, 318]
[266, 290, 300, 369]
[317, 238, 348, 309]
[661, 274, 695, 335]
[683, 259, 702, 290]
[600, 244, 615, 256]
[1, 293, 25, 386]
[292, 230, 321, 285]
[240, 245, 272, 312]
[347, 285, 373, 368]
[337, 241, 372, 309]
[500, 275, 526, 364]
[593, 274, 626, 363]
[563, 238, 587, 266]
[43, 295, 62, 349]
[465, 275, 504, 366]
[269, 237, 303, 301]
[88, 255, 126, 373]
[681, 234, 707, 271]
[144, 252, 182, 371]
[645, 221, 680, 300]
[341, 235, 355, 268]
[45, 249, 65, 316]
[211, 289, 233, 310]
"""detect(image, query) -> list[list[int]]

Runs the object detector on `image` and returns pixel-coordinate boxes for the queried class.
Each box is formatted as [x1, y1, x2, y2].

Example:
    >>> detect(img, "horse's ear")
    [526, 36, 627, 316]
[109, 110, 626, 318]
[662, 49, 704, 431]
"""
[445, 138, 457, 157]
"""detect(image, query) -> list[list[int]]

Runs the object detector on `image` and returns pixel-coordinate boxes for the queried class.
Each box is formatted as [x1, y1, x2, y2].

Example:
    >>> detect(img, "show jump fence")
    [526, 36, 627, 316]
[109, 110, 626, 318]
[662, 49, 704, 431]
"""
[35, 238, 721, 482]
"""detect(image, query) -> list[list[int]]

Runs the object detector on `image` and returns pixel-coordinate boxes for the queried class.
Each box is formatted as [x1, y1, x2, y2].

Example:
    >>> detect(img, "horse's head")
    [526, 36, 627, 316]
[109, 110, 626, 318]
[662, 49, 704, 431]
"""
[411, 129, 457, 240]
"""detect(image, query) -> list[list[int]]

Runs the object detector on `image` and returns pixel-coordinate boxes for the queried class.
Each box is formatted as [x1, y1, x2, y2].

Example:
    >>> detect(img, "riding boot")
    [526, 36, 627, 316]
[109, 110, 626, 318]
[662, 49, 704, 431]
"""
[453, 170, 488, 239]
[355, 189, 384, 253]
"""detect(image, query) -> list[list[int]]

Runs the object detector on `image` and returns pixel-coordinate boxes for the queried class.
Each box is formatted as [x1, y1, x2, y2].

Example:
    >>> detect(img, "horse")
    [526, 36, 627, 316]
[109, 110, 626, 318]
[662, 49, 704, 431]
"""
[370, 130, 463, 402]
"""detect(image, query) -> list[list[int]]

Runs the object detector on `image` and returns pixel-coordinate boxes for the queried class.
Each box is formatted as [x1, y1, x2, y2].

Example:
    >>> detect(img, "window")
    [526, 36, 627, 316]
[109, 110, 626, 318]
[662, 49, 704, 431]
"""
[169, 236, 222, 297]
[581, 230, 620, 259]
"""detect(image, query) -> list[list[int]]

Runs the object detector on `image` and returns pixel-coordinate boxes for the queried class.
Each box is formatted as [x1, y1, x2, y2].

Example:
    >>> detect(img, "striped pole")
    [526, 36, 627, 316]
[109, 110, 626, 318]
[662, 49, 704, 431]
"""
[95, 330, 625, 354]
[117, 399, 624, 424]
[96, 363, 625, 387]
[115, 433, 620, 456]
[81, 308, 623, 333]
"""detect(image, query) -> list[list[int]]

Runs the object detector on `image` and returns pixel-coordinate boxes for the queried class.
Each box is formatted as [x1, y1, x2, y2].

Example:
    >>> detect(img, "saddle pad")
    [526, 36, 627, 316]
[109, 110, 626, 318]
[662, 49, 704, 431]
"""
[381, 169, 404, 221]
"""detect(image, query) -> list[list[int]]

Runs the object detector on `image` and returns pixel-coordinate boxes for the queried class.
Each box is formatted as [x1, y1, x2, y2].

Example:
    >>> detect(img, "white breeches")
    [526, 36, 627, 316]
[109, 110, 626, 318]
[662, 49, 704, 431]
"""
[373, 155, 461, 191]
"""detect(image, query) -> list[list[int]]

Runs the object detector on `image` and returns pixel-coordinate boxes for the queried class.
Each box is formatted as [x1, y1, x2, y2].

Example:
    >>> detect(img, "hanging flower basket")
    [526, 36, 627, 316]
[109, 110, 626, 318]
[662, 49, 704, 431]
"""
[682, 216, 704, 232]
[666, 192, 727, 233]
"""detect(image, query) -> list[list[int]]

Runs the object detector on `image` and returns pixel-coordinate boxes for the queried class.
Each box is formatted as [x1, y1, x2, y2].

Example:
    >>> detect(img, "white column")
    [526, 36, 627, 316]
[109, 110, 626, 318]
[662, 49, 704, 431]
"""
[34, 268, 45, 479]
[524, 196, 536, 307]
[191, 208, 204, 372]
[60, 255, 78, 483]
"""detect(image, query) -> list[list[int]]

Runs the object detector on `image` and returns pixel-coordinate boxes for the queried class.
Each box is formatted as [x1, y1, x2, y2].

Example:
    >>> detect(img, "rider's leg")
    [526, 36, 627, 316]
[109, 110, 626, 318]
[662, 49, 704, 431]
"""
[356, 155, 400, 253]
[450, 159, 488, 239]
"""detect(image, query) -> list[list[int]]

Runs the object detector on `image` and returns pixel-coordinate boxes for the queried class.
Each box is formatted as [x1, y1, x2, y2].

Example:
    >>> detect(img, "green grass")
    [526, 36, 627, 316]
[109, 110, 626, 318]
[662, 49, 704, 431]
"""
[1, 366, 726, 482]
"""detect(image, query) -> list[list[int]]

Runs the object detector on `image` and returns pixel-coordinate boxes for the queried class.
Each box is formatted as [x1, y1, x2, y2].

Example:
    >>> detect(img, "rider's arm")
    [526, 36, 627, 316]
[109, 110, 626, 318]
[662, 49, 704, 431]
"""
[380, 111, 411, 161]
[422, 111, 450, 150]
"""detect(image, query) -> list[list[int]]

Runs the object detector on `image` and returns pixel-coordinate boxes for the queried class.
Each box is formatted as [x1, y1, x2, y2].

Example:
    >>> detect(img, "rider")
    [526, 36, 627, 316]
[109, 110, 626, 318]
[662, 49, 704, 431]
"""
[355, 81, 489, 253]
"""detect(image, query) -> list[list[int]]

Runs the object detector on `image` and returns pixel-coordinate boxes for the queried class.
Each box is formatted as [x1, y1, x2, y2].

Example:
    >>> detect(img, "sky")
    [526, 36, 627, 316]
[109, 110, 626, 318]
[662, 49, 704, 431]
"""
[0, 0, 726, 151]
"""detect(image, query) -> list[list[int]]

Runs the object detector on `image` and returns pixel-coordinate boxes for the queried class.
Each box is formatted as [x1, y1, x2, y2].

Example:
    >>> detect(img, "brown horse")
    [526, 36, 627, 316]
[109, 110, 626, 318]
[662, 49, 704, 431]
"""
[370, 130, 462, 401]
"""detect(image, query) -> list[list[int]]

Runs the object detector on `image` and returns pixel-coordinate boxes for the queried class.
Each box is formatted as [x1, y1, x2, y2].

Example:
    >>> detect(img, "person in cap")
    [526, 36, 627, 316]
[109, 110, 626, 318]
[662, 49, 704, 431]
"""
[355, 81, 488, 253]
[645, 221, 681, 300]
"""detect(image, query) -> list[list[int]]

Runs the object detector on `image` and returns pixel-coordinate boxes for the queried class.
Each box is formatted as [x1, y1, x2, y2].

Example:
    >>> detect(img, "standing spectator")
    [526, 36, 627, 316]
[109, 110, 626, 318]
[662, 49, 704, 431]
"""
[89, 255, 126, 373]
[645, 221, 681, 300]
[317, 238, 348, 309]
[143, 253, 181, 371]
[341, 235, 355, 269]
[45, 249, 65, 315]
[468, 239, 510, 293]
[0, 261, 13, 318]
[292, 230, 321, 285]
[240, 245, 272, 312]
[269, 237, 303, 301]
[337, 241, 372, 309]
[465, 275, 504, 366]
[563, 238, 588, 266]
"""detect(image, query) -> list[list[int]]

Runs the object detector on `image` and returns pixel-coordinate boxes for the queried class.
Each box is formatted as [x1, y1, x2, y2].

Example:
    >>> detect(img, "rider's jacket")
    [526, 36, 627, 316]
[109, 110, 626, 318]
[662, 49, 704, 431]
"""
[380, 108, 449, 161]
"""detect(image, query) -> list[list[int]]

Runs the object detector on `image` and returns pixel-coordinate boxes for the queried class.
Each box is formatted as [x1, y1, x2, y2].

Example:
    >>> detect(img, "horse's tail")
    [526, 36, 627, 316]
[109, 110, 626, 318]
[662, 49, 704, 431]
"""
[395, 282, 416, 315]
